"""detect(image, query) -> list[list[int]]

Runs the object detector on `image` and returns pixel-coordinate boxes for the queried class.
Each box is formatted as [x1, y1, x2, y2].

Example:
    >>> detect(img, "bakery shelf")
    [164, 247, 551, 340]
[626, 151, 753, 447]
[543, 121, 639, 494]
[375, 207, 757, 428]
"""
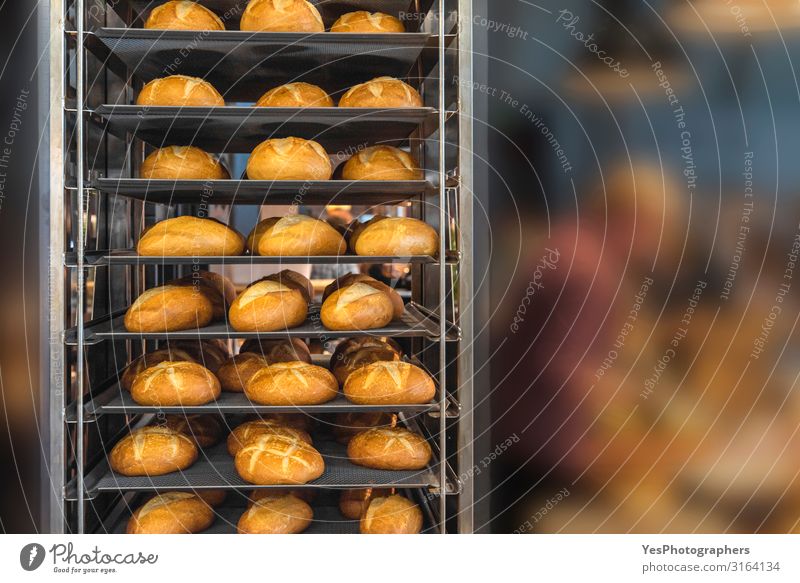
[92, 106, 437, 152]
[90, 177, 434, 205]
[91, 29, 430, 101]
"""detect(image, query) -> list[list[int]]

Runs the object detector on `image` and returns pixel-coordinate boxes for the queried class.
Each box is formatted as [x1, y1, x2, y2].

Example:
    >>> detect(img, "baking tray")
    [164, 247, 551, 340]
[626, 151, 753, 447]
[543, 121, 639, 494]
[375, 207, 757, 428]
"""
[90, 177, 433, 204]
[92, 29, 429, 100]
[92, 106, 436, 152]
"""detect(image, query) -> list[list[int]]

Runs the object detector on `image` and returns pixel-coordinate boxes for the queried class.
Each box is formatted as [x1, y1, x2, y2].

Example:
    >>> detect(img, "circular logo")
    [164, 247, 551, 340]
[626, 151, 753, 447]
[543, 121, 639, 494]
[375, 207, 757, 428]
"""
[19, 543, 46, 571]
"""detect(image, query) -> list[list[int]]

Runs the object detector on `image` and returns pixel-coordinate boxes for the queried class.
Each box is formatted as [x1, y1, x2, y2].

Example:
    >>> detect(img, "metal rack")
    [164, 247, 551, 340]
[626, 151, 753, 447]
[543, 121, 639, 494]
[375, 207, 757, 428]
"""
[50, 0, 473, 534]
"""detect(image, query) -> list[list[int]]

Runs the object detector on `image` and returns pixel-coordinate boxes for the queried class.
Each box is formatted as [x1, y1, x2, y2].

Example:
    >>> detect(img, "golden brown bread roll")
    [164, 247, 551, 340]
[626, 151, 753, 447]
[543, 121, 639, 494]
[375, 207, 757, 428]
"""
[227, 419, 312, 456]
[322, 273, 404, 319]
[121, 347, 197, 391]
[347, 427, 431, 470]
[124, 285, 214, 332]
[246, 214, 346, 256]
[136, 75, 225, 107]
[341, 146, 422, 181]
[239, 338, 312, 364]
[246, 137, 332, 180]
[237, 494, 313, 534]
[217, 352, 268, 393]
[158, 414, 224, 448]
[339, 487, 395, 520]
[170, 270, 236, 321]
[344, 361, 435, 405]
[228, 277, 309, 332]
[258, 412, 314, 432]
[235, 434, 325, 484]
[169, 339, 229, 374]
[127, 492, 214, 534]
[256, 82, 333, 107]
[339, 77, 423, 108]
[144, 1, 225, 30]
[240, 0, 324, 32]
[109, 426, 198, 476]
[333, 412, 398, 444]
[331, 11, 405, 33]
[321, 282, 394, 330]
[140, 146, 229, 180]
[361, 494, 423, 534]
[196, 489, 227, 507]
[350, 215, 439, 256]
[130, 361, 221, 406]
[249, 487, 316, 506]
[330, 337, 403, 385]
[244, 362, 338, 405]
[137, 216, 245, 257]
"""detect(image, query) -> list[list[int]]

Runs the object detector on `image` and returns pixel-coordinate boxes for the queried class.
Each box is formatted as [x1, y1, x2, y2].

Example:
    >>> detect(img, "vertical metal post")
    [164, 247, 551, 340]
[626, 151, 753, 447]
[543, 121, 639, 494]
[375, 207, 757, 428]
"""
[437, 0, 448, 534]
[75, 0, 86, 534]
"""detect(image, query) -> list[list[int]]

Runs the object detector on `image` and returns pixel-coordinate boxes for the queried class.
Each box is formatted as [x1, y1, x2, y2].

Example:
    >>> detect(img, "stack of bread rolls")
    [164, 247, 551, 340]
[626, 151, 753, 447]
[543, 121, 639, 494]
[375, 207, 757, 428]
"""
[321, 274, 404, 330]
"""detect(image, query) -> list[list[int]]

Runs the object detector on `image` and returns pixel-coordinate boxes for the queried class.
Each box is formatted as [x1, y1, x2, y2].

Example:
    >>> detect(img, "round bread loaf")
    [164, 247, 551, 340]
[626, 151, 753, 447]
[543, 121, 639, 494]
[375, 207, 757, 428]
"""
[168, 339, 229, 374]
[256, 82, 333, 107]
[321, 281, 402, 331]
[331, 11, 405, 33]
[347, 427, 431, 470]
[228, 277, 309, 332]
[322, 274, 404, 319]
[361, 494, 423, 534]
[344, 361, 435, 405]
[227, 419, 312, 456]
[145, 1, 225, 30]
[170, 270, 236, 321]
[246, 137, 332, 180]
[109, 426, 198, 476]
[217, 352, 268, 392]
[240, 0, 324, 32]
[258, 412, 314, 432]
[339, 77, 422, 108]
[244, 361, 338, 405]
[239, 338, 312, 364]
[127, 492, 214, 534]
[235, 434, 325, 484]
[196, 489, 227, 507]
[124, 285, 214, 332]
[159, 414, 224, 448]
[136, 75, 225, 107]
[131, 361, 221, 406]
[237, 493, 313, 534]
[339, 487, 395, 520]
[351, 215, 439, 256]
[137, 216, 245, 257]
[331, 339, 402, 385]
[341, 146, 422, 181]
[250, 487, 316, 506]
[140, 146, 229, 180]
[246, 214, 346, 256]
[121, 347, 197, 391]
[333, 412, 398, 444]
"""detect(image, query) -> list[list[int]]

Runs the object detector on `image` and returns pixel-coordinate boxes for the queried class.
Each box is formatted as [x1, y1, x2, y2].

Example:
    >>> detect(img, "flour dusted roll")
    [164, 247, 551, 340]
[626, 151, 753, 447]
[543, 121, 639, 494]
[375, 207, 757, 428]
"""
[124, 285, 214, 332]
[121, 347, 197, 391]
[333, 412, 398, 444]
[244, 361, 338, 405]
[239, 338, 312, 364]
[330, 337, 403, 385]
[350, 215, 439, 256]
[237, 493, 313, 534]
[235, 434, 324, 484]
[256, 82, 333, 107]
[331, 11, 405, 33]
[361, 494, 423, 534]
[347, 427, 431, 470]
[136, 75, 225, 107]
[344, 361, 435, 405]
[341, 146, 422, 181]
[217, 352, 269, 393]
[127, 492, 214, 534]
[145, 1, 225, 30]
[130, 361, 221, 406]
[247, 214, 345, 256]
[159, 414, 224, 448]
[240, 0, 324, 32]
[228, 274, 309, 332]
[322, 274, 404, 319]
[339, 487, 395, 520]
[109, 426, 198, 476]
[246, 137, 332, 180]
[140, 146, 229, 180]
[227, 419, 312, 456]
[339, 77, 423, 108]
[138, 216, 245, 257]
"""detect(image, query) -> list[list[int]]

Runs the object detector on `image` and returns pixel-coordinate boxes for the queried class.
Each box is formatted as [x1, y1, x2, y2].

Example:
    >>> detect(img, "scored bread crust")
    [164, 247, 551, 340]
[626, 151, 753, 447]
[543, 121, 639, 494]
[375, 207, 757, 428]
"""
[120, 347, 197, 391]
[343, 361, 435, 405]
[320, 282, 395, 331]
[235, 434, 325, 484]
[347, 427, 431, 470]
[140, 146, 229, 180]
[136, 75, 225, 107]
[351, 215, 439, 256]
[360, 494, 423, 534]
[240, 0, 324, 32]
[331, 343, 402, 386]
[127, 492, 215, 534]
[331, 11, 405, 33]
[339, 77, 423, 108]
[339, 487, 395, 520]
[130, 361, 221, 406]
[256, 82, 333, 107]
[217, 352, 269, 393]
[247, 215, 345, 256]
[228, 278, 309, 332]
[332, 411, 398, 444]
[239, 338, 312, 364]
[138, 216, 245, 257]
[244, 361, 339, 405]
[158, 414, 224, 448]
[124, 285, 215, 332]
[246, 137, 332, 180]
[145, 1, 226, 30]
[341, 145, 422, 181]
[237, 494, 313, 534]
[109, 427, 198, 476]
[227, 419, 313, 456]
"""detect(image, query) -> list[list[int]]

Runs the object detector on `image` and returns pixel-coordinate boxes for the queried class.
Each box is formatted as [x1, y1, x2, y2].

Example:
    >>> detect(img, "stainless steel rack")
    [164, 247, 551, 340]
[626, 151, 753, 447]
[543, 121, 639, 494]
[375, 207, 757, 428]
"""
[50, 0, 473, 534]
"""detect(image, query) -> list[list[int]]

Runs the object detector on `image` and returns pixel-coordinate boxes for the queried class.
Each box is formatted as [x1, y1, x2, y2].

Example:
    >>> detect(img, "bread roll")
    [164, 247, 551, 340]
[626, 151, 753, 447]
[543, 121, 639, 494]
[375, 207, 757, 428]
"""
[258, 412, 314, 433]
[235, 434, 324, 484]
[361, 494, 423, 534]
[256, 82, 333, 107]
[124, 285, 214, 332]
[227, 419, 312, 456]
[217, 352, 268, 392]
[196, 489, 227, 507]
[331, 11, 405, 33]
[341, 146, 422, 181]
[250, 487, 316, 506]
[246, 214, 345, 256]
[244, 362, 338, 405]
[351, 215, 439, 256]
[131, 361, 221, 406]
[237, 494, 313, 534]
[137, 216, 244, 257]
[246, 137, 332, 180]
[136, 75, 225, 107]
[347, 427, 431, 470]
[145, 1, 225, 30]
[121, 347, 197, 391]
[240, 0, 324, 32]
[239, 338, 312, 364]
[339, 77, 422, 108]
[344, 361, 435, 405]
[159, 414, 224, 448]
[140, 146, 229, 180]
[169, 339, 229, 374]
[109, 426, 198, 476]
[127, 492, 214, 534]
[322, 273, 404, 319]
[170, 270, 236, 321]
[333, 412, 398, 444]
[339, 487, 395, 520]
[330, 337, 403, 385]
[228, 277, 309, 332]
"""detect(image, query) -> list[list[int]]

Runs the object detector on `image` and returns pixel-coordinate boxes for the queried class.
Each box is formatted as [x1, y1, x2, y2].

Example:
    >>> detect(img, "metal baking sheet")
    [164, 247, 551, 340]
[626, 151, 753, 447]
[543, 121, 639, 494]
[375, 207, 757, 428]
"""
[92, 106, 435, 152]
